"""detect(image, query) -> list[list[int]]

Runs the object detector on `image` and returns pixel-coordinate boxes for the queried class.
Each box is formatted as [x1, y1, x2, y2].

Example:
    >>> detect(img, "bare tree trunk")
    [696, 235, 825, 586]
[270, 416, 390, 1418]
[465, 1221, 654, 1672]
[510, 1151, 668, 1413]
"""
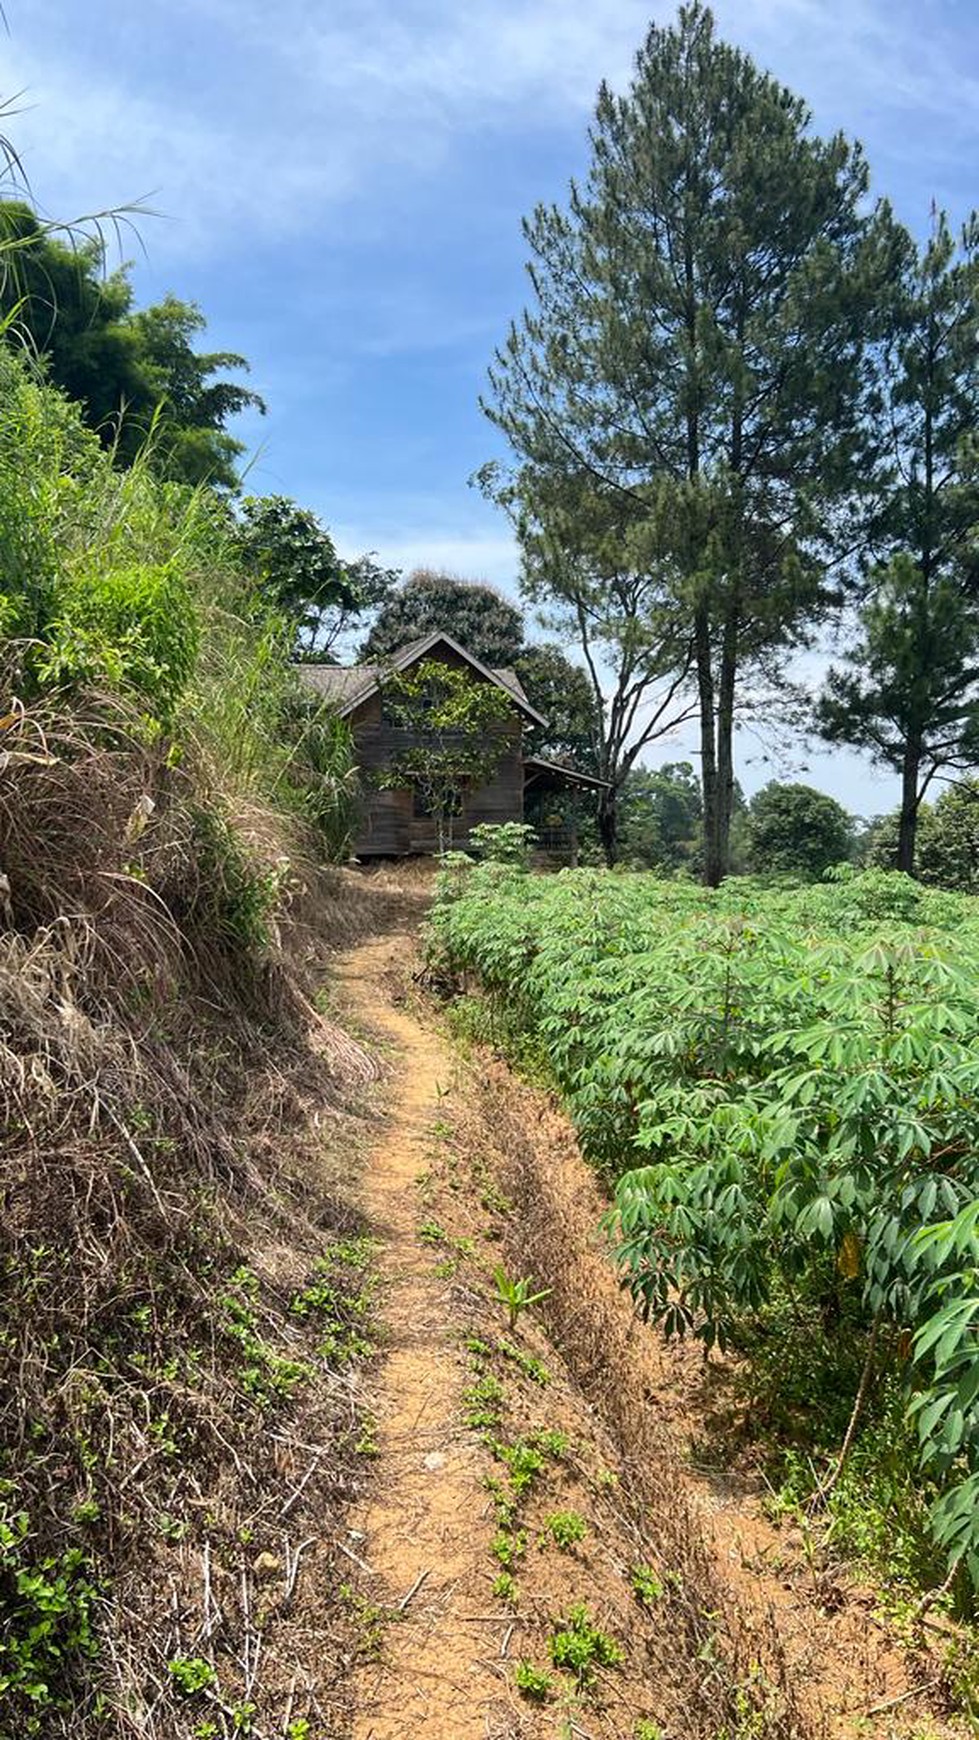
[897, 739, 921, 874]
[715, 605, 739, 884]
[695, 607, 720, 887]
[813, 1308, 882, 1507]
[598, 789, 618, 867]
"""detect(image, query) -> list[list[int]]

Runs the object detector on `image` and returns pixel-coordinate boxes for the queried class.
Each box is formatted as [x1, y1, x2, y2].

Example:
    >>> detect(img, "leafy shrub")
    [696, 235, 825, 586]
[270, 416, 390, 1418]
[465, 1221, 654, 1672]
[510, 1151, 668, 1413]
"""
[38, 559, 200, 723]
[469, 821, 537, 867]
[0, 345, 97, 641]
[0, 1500, 100, 1734]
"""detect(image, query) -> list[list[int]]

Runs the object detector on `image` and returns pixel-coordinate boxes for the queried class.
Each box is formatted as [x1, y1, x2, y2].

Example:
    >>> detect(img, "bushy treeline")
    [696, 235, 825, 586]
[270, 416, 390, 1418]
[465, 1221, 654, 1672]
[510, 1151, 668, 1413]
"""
[433, 860, 979, 1603]
[0, 200, 263, 490]
[0, 336, 358, 875]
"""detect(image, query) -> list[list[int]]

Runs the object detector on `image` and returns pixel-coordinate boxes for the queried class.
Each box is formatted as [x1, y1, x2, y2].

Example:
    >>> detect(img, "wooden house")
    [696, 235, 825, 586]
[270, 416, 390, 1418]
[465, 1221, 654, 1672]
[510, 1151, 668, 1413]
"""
[299, 630, 604, 857]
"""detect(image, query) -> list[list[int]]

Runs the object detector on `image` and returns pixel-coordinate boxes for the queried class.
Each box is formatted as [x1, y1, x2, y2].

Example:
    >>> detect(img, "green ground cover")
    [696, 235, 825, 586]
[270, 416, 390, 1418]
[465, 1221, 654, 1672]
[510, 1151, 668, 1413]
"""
[432, 862, 979, 1603]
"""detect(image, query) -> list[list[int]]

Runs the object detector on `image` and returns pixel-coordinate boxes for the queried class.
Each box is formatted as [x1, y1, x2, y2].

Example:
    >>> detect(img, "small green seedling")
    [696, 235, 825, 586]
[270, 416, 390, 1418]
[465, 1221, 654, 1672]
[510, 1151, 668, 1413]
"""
[514, 1660, 555, 1702]
[542, 1510, 588, 1551]
[493, 1266, 552, 1333]
[490, 1528, 527, 1569]
[168, 1656, 217, 1696]
[499, 1338, 551, 1384]
[631, 1563, 664, 1605]
[492, 1570, 518, 1604]
[498, 1438, 546, 1495]
[548, 1605, 623, 1687]
[464, 1372, 504, 1430]
[418, 1219, 448, 1245]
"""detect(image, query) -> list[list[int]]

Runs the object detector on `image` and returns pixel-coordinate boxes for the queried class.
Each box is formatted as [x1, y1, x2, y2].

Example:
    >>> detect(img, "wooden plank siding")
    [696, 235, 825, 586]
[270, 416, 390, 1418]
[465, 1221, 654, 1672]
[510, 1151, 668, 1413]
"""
[346, 677, 526, 857]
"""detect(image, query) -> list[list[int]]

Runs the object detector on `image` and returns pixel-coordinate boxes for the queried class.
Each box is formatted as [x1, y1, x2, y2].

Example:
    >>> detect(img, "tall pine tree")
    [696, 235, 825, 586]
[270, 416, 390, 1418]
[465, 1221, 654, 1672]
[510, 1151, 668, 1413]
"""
[481, 2, 894, 883]
[818, 213, 979, 873]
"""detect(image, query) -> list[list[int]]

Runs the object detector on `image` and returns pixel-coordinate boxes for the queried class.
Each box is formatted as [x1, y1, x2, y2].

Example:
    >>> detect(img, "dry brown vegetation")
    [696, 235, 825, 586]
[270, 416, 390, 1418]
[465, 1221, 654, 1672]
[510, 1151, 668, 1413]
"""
[0, 692, 411, 1740]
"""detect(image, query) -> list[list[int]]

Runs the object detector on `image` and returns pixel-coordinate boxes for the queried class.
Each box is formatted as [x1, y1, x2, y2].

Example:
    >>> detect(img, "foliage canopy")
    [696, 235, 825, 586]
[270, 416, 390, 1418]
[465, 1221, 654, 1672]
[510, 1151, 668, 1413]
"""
[361, 570, 524, 668]
[0, 200, 264, 488]
[482, 1, 894, 882]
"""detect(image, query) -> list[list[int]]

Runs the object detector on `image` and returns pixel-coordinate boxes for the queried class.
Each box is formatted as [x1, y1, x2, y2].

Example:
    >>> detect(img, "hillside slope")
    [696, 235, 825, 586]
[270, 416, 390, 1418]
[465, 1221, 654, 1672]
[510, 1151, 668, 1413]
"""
[0, 712, 422, 1740]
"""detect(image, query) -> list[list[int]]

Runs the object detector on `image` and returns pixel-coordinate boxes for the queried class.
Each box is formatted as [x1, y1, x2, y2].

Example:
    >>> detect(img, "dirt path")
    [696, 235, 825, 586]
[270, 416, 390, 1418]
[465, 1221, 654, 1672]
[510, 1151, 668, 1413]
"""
[335, 934, 513, 1739]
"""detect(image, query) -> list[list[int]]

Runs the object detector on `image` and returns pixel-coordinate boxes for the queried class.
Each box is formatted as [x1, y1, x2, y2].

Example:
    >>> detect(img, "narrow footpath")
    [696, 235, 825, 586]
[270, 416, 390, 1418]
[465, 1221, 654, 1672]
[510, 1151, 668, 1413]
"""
[335, 933, 516, 1739]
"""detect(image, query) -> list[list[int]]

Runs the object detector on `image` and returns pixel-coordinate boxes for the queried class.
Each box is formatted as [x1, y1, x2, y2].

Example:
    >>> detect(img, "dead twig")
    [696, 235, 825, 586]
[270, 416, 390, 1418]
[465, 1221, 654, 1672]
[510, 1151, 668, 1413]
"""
[335, 1536, 376, 1576]
[280, 1450, 320, 1519]
[397, 1566, 430, 1612]
[865, 1679, 941, 1718]
[282, 1535, 317, 1611]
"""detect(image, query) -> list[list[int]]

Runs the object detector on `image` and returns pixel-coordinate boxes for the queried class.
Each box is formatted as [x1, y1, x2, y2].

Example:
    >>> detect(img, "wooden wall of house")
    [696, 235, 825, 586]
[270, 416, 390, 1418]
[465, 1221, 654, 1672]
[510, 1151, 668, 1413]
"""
[347, 681, 525, 856]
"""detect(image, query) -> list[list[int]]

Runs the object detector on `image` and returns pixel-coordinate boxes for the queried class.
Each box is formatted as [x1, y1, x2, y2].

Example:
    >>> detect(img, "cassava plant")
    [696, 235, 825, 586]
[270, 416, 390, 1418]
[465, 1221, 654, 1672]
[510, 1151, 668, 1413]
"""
[431, 861, 979, 1593]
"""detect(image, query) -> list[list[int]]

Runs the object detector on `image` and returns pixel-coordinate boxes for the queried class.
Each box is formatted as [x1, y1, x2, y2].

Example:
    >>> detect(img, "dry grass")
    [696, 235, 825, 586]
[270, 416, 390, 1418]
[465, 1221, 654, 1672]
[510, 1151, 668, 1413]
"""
[297, 859, 438, 954]
[451, 1059, 822, 1740]
[0, 688, 387, 1739]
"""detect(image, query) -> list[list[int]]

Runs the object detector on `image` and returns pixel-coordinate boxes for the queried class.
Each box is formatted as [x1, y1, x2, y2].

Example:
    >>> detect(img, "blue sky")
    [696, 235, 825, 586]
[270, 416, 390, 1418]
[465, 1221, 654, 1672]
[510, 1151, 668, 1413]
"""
[4, 0, 979, 812]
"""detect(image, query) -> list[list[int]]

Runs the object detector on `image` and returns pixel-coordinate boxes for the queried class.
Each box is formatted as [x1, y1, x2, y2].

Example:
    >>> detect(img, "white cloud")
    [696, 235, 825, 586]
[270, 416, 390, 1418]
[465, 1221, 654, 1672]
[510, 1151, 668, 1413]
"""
[330, 521, 521, 591]
[0, 0, 668, 261]
[4, 0, 977, 266]
[1, 51, 365, 261]
[174, 0, 658, 118]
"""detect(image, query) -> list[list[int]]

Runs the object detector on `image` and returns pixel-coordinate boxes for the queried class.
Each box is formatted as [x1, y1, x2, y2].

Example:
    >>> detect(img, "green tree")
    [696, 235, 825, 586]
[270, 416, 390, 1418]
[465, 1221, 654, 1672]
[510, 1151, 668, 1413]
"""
[509, 537, 697, 863]
[119, 294, 264, 486]
[513, 643, 601, 771]
[745, 781, 853, 878]
[378, 658, 515, 852]
[0, 201, 262, 488]
[617, 762, 703, 872]
[360, 570, 524, 667]
[481, 2, 894, 886]
[818, 215, 979, 874]
[234, 495, 397, 659]
[915, 781, 979, 893]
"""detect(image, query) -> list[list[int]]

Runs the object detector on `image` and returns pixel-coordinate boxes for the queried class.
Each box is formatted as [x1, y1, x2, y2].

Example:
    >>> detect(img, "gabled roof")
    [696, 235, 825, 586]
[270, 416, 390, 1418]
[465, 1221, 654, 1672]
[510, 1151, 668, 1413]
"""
[298, 630, 548, 728]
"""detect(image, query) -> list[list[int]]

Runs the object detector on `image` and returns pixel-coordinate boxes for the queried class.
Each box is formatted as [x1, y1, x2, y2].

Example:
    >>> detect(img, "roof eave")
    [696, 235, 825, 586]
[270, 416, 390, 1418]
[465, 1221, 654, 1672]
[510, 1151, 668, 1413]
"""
[523, 755, 611, 790]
